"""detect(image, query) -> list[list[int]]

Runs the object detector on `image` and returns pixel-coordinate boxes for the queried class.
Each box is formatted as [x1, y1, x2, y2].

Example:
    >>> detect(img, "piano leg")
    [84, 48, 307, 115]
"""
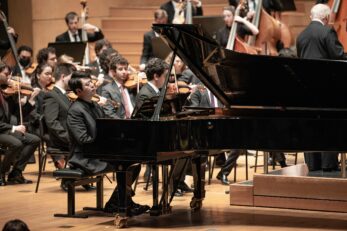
[191, 153, 206, 211]
[150, 164, 160, 216]
[341, 153, 346, 178]
[264, 152, 269, 174]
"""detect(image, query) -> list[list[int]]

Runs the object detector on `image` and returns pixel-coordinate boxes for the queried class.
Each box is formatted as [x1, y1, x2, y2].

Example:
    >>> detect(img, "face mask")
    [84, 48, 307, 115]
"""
[19, 58, 31, 68]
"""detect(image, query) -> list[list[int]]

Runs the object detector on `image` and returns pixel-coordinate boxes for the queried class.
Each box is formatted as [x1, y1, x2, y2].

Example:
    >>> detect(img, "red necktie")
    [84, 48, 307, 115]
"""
[120, 86, 131, 119]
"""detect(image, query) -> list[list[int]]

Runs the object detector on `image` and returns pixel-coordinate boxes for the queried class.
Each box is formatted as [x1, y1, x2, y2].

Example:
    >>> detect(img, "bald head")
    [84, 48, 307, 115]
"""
[310, 4, 330, 24]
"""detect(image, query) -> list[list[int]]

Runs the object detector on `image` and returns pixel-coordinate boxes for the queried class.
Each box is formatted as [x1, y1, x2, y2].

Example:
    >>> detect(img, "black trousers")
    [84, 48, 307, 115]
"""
[304, 152, 339, 171]
[220, 150, 242, 176]
[0, 131, 40, 173]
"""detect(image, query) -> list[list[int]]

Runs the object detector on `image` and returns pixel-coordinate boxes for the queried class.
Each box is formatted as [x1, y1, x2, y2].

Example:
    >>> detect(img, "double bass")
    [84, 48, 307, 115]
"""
[328, 0, 347, 52]
[226, 0, 258, 54]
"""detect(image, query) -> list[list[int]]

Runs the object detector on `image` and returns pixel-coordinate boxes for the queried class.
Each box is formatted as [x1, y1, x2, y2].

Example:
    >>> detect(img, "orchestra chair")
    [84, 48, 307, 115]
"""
[35, 115, 70, 193]
[253, 151, 298, 173]
[53, 168, 104, 218]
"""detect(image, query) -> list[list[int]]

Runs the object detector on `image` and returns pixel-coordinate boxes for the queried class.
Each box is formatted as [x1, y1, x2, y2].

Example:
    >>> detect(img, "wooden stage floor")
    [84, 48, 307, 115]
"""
[1, 153, 347, 230]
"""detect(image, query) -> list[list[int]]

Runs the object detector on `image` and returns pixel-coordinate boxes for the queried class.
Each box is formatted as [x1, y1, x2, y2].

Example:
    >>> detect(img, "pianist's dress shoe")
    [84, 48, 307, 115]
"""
[216, 172, 230, 185]
[174, 188, 184, 197]
[129, 201, 150, 216]
[178, 182, 194, 193]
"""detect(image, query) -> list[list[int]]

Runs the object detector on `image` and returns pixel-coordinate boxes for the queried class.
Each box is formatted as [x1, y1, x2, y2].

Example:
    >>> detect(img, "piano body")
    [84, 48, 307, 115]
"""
[85, 24, 347, 226]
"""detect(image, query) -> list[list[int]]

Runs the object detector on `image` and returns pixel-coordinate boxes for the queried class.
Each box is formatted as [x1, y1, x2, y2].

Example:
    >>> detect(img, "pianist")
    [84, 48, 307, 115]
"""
[66, 71, 149, 216]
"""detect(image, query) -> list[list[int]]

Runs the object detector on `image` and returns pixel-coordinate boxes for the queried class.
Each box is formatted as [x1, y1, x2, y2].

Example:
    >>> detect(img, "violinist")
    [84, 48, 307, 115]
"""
[101, 55, 135, 119]
[55, 11, 104, 43]
[12, 45, 33, 84]
[36, 47, 57, 68]
[27, 63, 53, 136]
[160, 0, 203, 24]
[88, 38, 112, 76]
[43, 63, 76, 171]
[0, 61, 41, 186]
[216, 5, 259, 48]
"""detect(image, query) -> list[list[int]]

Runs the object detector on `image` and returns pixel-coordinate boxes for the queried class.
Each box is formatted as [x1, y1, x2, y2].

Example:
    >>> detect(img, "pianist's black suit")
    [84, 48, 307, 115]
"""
[55, 29, 104, 43]
[67, 99, 109, 174]
[297, 20, 342, 171]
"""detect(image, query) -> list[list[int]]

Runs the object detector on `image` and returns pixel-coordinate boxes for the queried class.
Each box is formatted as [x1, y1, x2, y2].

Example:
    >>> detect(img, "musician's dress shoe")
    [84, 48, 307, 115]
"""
[177, 181, 194, 193]
[7, 170, 32, 184]
[216, 172, 230, 185]
[129, 201, 150, 216]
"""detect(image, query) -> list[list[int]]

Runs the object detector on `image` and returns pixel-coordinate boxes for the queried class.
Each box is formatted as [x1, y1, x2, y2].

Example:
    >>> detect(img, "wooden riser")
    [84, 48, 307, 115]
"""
[230, 164, 347, 213]
[102, 18, 153, 30]
[111, 42, 142, 53]
[103, 29, 147, 41]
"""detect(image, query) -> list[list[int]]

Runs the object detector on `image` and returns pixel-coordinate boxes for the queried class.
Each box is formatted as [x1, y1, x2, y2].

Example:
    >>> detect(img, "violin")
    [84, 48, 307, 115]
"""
[2, 78, 34, 96]
[25, 63, 38, 75]
[124, 72, 148, 90]
[66, 91, 119, 109]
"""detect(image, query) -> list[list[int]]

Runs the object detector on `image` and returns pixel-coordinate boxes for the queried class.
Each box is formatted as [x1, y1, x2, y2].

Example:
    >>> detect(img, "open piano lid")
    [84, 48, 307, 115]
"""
[153, 24, 347, 115]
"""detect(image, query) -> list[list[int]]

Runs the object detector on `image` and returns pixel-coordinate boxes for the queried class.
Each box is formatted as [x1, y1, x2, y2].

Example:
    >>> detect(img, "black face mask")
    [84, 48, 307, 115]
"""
[19, 58, 31, 68]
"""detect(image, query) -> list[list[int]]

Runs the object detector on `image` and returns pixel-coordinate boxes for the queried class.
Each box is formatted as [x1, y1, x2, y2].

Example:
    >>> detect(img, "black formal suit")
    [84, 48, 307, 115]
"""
[67, 99, 109, 174]
[88, 59, 101, 77]
[160, 1, 203, 24]
[140, 30, 156, 65]
[55, 29, 104, 43]
[177, 68, 200, 85]
[296, 21, 346, 60]
[43, 87, 70, 150]
[101, 81, 136, 119]
[188, 87, 223, 108]
[297, 20, 342, 171]
[96, 73, 113, 95]
[0, 93, 40, 174]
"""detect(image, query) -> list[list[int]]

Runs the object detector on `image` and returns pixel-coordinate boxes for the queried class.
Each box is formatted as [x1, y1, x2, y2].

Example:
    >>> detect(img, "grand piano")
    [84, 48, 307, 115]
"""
[85, 24, 347, 227]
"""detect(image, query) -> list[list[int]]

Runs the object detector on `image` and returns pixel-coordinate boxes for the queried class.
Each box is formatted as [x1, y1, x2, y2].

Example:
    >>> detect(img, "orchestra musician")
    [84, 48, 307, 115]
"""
[0, 61, 40, 186]
[0, 25, 17, 52]
[216, 6, 259, 48]
[101, 55, 135, 119]
[139, 9, 168, 71]
[43, 63, 76, 171]
[55, 11, 104, 43]
[12, 45, 33, 84]
[66, 71, 149, 216]
[296, 3, 345, 171]
[160, 0, 203, 24]
[88, 38, 112, 76]
[36, 47, 57, 68]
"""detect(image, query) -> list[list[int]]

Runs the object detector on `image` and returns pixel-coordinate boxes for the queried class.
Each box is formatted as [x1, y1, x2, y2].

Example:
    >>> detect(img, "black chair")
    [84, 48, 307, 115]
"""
[253, 151, 298, 173]
[35, 115, 70, 193]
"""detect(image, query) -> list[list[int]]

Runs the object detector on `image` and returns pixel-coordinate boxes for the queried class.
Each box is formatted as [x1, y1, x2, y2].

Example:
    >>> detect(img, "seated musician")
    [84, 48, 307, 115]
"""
[297, 4, 345, 171]
[27, 63, 53, 136]
[216, 5, 259, 48]
[55, 11, 104, 43]
[43, 63, 76, 170]
[101, 55, 135, 119]
[66, 71, 149, 216]
[160, 0, 203, 24]
[88, 38, 112, 76]
[0, 61, 41, 186]
[12, 45, 33, 84]
[36, 47, 57, 68]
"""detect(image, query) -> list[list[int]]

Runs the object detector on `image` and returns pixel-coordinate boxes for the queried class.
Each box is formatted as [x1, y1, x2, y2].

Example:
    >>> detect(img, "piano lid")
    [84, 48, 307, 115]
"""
[153, 24, 347, 113]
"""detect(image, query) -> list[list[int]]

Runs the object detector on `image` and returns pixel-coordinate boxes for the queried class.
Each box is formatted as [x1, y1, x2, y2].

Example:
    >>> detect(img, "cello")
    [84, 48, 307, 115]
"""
[328, 0, 347, 52]
[226, 0, 258, 54]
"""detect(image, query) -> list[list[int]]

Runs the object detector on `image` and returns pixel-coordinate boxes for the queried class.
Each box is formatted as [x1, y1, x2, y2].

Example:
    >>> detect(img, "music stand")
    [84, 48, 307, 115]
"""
[48, 42, 86, 64]
[151, 37, 171, 60]
[193, 16, 224, 39]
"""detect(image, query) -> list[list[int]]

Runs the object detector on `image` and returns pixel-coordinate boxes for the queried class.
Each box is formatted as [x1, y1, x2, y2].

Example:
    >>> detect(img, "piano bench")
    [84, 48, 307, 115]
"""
[53, 168, 104, 218]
